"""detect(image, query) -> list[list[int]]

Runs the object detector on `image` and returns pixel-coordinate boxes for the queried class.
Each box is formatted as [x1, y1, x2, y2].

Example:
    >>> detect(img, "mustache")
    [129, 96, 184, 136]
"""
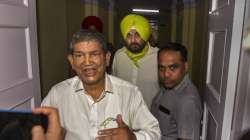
[129, 43, 140, 47]
[161, 77, 172, 81]
[79, 64, 100, 69]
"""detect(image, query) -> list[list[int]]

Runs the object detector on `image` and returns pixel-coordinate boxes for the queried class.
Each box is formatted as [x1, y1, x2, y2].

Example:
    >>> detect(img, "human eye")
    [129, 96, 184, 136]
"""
[135, 32, 141, 38]
[158, 65, 165, 71]
[126, 33, 132, 39]
[90, 51, 101, 57]
[73, 52, 84, 58]
[169, 64, 180, 71]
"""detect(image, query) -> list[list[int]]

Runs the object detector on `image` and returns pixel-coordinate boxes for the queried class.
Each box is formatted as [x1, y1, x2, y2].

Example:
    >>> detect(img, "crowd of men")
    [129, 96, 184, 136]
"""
[33, 14, 202, 140]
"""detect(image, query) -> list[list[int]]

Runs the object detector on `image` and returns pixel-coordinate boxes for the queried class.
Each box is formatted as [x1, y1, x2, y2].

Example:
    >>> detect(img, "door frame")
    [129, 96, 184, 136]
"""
[221, 0, 245, 139]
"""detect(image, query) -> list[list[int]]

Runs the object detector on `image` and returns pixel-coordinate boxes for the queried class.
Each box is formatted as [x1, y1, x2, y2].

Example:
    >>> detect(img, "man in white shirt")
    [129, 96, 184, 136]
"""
[42, 30, 161, 140]
[112, 14, 159, 107]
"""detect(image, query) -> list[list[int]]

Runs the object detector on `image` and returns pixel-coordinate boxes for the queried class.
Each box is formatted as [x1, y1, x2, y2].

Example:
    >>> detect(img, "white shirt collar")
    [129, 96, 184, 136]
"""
[73, 74, 114, 94]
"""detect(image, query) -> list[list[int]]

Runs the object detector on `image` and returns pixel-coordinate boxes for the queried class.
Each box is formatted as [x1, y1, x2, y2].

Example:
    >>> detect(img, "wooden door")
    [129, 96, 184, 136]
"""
[202, 0, 245, 139]
[0, 0, 41, 110]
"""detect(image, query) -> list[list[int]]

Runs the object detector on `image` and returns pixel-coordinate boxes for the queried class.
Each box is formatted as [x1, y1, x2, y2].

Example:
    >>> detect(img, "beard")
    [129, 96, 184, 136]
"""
[126, 42, 146, 54]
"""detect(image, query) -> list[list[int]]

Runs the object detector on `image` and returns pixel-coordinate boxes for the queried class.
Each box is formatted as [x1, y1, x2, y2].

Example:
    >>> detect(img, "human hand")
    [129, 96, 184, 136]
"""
[96, 114, 136, 140]
[31, 107, 64, 140]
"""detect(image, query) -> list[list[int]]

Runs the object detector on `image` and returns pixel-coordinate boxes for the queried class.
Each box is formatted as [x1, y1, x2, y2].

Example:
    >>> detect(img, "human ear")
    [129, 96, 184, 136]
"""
[105, 52, 111, 67]
[67, 55, 74, 68]
[184, 62, 188, 73]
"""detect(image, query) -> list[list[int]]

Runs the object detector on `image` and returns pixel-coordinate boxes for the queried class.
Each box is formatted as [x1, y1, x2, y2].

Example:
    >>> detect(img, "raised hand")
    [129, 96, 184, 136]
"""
[96, 114, 136, 140]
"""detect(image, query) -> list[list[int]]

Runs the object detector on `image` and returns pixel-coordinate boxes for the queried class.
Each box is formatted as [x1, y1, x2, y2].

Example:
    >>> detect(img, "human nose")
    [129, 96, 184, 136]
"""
[82, 54, 92, 65]
[164, 68, 171, 77]
[130, 35, 137, 43]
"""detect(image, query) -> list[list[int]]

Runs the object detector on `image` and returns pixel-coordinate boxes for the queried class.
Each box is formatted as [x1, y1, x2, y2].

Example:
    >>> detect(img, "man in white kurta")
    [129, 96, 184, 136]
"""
[112, 44, 159, 107]
[112, 14, 159, 107]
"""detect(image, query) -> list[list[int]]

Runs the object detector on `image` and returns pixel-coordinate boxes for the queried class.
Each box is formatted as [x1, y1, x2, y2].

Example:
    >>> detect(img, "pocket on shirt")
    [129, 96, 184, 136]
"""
[158, 106, 171, 130]
[158, 106, 176, 137]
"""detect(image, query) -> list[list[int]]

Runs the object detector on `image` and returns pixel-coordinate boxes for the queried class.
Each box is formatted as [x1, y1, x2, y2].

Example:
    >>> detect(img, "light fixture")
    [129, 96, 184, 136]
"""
[132, 8, 159, 14]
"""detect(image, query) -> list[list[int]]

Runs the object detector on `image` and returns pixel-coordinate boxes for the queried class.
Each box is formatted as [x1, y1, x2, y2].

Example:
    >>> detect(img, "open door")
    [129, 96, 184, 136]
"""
[202, 0, 246, 140]
[230, 1, 250, 139]
[0, 0, 41, 110]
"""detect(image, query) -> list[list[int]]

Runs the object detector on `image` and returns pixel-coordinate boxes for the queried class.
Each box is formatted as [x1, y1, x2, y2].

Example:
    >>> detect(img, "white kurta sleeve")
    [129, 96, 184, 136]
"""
[130, 87, 161, 140]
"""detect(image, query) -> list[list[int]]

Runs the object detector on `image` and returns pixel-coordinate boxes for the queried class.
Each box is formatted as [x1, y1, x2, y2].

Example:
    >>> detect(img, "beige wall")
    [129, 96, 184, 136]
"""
[66, 0, 84, 40]
[37, 0, 69, 97]
[182, 7, 196, 76]
[170, 5, 196, 74]
[169, 1, 208, 92]
[191, 0, 209, 92]
[158, 10, 172, 47]
[171, 10, 177, 42]
[98, 5, 109, 41]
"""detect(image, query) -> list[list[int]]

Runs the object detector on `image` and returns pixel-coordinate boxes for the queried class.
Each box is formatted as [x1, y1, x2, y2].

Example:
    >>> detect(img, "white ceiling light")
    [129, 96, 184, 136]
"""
[132, 8, 159, 14]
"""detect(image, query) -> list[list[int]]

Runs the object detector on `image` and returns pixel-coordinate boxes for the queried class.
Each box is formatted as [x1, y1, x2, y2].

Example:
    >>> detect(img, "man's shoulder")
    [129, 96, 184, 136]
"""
[50, 76, 77, 91]
[107, 75, 144, 103]
[178, 82, 202, 110]
[184, 79, 200, 97]
[149, 46, 159, 53]
[42, 76, 78, 107]
[178, 86, 200, 106]
[144, 47, 158, 59]
[177, 76, 199, 97]
[108, 75, 137, 89]
[114, 47, 126, 55]
[107, 75, 142, 97]
[173, 77, 201, 106]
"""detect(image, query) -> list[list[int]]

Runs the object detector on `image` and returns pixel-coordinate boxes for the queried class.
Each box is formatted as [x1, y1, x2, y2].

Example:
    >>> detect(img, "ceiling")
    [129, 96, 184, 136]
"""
[115, 0, 172, 12]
